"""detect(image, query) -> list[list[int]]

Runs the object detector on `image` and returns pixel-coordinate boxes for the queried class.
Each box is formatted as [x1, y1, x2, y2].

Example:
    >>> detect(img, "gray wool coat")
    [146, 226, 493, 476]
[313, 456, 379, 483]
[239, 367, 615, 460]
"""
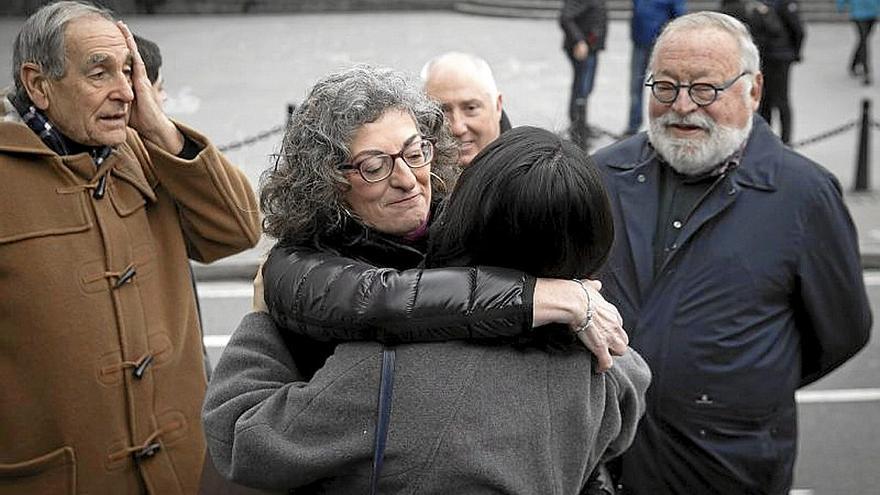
[203, 312, 650, 494]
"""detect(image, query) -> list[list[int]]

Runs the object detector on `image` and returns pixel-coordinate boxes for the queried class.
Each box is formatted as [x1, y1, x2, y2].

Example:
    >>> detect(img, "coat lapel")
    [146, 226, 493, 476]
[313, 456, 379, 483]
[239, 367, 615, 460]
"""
[107, 146, 158, 204]
[613, 158, 660, 298]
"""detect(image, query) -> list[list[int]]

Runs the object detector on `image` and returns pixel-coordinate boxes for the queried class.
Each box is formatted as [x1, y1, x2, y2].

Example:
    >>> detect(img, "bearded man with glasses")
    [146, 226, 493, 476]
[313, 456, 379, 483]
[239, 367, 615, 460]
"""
[591, 11, 871, 494]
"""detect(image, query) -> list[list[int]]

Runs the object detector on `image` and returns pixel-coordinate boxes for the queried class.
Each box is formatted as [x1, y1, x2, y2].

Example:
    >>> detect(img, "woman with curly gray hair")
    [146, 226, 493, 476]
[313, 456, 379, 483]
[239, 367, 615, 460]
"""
[260, 64, 459, 246]
[203, 65, 633, 492]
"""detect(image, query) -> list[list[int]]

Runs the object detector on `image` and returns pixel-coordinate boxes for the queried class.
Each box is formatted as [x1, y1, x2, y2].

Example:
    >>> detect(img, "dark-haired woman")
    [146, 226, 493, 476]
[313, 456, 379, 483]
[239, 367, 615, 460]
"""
[203, 65, 648, 493]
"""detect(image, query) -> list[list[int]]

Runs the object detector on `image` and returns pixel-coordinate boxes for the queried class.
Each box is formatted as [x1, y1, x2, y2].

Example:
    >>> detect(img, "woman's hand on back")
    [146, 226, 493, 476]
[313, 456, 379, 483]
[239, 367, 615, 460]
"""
[533, 278, 628, 372]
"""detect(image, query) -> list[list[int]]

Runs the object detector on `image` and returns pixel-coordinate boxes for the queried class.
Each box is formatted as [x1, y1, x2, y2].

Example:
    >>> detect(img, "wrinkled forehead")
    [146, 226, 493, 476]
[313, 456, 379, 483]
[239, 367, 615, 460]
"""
[64, 15, 130, 65]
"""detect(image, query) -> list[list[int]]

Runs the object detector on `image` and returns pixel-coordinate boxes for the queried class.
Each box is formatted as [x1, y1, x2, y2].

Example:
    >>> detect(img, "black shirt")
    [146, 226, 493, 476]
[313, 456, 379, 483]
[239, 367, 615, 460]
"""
[652, 157, 739, 274]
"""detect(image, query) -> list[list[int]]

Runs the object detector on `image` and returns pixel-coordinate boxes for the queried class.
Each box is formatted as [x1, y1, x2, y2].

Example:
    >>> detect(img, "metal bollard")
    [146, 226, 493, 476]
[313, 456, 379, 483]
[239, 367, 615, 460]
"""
[853, 99, 871, 192]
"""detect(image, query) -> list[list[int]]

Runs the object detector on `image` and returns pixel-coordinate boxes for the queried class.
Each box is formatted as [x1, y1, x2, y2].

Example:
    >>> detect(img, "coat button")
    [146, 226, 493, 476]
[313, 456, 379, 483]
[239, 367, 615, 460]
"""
[114, 265, 137, 289]
[672, 220, 682, 229]
[637, 174, 646, 183]
[132, 354, 154, 380]
[699, 429, 707, 437]
[93, 175, 108, 199]
[133, 442, 161, 461]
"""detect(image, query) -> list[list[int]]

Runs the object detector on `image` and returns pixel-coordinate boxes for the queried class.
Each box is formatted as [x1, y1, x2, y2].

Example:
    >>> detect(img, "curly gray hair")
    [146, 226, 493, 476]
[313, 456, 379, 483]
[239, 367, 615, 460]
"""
[260, 64, 459, 244]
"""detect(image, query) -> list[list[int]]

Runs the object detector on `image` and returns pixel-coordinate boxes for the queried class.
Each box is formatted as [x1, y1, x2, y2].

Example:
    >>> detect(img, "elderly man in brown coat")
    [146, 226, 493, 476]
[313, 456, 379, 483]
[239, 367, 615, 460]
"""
[0, 2, 260, 494]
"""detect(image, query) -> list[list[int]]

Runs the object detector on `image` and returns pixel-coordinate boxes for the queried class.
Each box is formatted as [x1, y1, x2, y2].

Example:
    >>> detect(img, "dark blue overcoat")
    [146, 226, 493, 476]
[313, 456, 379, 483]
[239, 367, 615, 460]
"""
[593, 116, 872, 494]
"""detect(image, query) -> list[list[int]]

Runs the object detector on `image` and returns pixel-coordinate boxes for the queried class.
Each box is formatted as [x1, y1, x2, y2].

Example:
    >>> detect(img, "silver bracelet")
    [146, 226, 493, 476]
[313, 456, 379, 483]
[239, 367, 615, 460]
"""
[571, 279, 594, 335]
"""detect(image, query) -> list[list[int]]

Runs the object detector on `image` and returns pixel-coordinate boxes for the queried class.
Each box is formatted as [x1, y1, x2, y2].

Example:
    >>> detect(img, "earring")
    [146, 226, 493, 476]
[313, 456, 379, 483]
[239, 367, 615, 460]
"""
[430, 171, 448, 193]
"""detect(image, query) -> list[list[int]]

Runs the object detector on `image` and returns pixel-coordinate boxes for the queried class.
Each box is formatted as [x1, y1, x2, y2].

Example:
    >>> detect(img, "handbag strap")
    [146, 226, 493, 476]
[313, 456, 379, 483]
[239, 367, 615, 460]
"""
[369, 347, 396, 495]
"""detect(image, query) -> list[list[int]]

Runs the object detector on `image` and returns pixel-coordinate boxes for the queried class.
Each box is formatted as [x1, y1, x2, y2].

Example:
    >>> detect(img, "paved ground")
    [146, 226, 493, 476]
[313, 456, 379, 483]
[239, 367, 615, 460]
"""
[2, 11, 879, 494]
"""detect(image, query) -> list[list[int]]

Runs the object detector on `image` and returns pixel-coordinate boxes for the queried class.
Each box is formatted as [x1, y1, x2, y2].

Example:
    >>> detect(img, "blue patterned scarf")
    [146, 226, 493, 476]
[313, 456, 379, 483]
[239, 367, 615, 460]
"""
[9, 93, 112, 166]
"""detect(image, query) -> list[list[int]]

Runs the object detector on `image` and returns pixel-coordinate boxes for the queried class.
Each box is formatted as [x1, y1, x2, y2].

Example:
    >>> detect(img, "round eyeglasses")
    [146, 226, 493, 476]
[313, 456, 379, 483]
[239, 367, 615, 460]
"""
[338, 138, 434, 183]
[645, 72, 750, 107]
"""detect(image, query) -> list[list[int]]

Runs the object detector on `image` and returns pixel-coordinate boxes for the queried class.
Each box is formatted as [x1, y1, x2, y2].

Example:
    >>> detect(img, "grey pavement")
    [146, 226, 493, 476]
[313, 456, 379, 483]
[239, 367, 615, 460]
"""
[3, 12, 877, 278]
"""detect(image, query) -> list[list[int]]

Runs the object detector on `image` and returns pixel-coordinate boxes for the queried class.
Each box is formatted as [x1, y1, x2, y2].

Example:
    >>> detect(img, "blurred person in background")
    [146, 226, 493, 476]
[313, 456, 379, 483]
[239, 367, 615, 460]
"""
[421, 51, 509, 166]
[837, 0, 878, 85]
[560, 0, 608, 148]
[625, 0, 686, 136]
[134, 33, 168, 108]
[723, 0, 804, 143]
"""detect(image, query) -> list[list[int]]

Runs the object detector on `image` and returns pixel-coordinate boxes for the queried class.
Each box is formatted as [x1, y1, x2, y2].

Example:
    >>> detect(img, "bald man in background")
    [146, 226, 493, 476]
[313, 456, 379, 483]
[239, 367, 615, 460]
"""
[421, 52, 510, 166]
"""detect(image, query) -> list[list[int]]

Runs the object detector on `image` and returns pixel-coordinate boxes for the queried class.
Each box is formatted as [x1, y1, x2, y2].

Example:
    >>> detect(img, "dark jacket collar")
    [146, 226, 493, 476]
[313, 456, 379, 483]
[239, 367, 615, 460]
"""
[318, 218, 427, 271]
[732, 116, 781, 191]
[302, 199, 443, 271]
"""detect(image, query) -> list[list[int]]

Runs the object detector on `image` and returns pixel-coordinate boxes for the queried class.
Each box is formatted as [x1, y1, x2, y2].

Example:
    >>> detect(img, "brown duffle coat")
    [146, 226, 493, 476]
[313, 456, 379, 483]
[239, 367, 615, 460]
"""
[0, 119, 260, 494]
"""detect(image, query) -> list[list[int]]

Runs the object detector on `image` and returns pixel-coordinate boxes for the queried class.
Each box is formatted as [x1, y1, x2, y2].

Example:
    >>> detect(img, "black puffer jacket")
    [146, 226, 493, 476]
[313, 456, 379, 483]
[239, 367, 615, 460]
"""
[263, 214, 536, 375]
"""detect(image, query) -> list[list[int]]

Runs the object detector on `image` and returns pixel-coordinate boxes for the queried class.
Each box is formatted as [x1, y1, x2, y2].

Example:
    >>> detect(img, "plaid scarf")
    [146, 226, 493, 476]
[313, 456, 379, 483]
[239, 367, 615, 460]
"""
[9, 94, 112, 166]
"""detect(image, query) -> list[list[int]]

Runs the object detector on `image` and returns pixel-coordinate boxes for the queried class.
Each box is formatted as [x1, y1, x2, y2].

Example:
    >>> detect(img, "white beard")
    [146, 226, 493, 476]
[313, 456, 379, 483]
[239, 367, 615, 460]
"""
[648, 111, 752, 176]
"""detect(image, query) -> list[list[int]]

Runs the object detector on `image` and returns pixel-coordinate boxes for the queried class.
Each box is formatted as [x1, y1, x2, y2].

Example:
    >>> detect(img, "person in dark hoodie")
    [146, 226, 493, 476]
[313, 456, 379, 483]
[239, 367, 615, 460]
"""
[560, 0, 608, 148]
[723, 0, 804, 143]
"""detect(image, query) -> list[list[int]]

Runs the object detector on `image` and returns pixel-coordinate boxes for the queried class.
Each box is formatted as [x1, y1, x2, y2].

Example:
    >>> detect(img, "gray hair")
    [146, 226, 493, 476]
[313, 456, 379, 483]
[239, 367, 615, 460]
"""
[12, 1, 115, 102]
[649, 11, 761, 89]
[260, 64, 459, 244]
[420, 51, 500, 100]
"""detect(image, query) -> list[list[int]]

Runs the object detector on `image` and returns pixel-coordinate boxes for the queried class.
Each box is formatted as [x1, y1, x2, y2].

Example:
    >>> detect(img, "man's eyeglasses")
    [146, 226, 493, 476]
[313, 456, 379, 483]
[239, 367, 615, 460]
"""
[645, 72, 750, 107]
[338, 138, 434, 183]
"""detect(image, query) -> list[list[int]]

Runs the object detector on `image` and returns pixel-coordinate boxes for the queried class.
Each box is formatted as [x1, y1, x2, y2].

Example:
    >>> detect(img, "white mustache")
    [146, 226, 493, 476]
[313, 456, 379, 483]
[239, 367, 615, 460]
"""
[656, 112, 714, 132]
